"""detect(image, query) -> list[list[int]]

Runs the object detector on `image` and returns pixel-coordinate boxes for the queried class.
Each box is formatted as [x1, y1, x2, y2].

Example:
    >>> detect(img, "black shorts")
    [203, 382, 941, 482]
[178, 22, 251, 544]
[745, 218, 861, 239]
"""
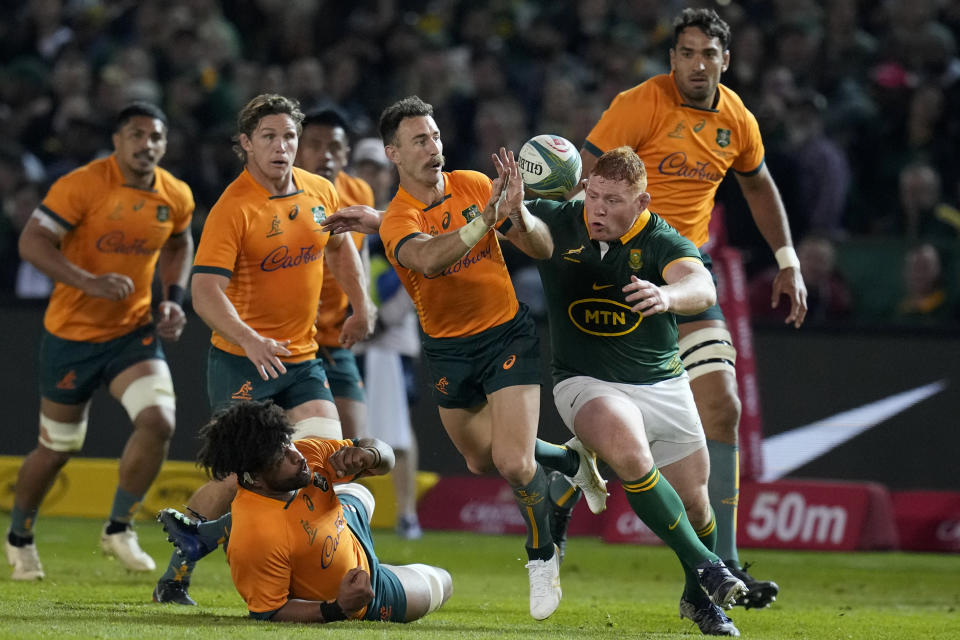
[420, 303, 541, 409]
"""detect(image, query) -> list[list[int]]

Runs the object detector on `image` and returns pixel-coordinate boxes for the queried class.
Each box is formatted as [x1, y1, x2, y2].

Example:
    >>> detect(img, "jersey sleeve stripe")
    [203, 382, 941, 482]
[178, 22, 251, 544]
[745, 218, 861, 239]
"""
[38, 204, 74, 231]
[191, 265, 233, 279]
[733, 157, 765, 176]
[393, 232, 421, 269]
[661, 256, 703, 277]
[582, 140, 604, 158]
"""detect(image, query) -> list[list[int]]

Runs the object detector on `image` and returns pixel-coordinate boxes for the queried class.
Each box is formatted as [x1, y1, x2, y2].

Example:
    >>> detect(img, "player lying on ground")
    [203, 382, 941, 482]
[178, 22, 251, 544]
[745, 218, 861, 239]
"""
[158, 400, 451, 623]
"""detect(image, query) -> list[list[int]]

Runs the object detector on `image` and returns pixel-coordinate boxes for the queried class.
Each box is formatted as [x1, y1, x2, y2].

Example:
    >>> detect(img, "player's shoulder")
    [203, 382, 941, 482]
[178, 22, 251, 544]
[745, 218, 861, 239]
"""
[336, 172, 375, 207]
[527, 197, 580, 223]
[53, 155, 115, 190]
[717, 83, 756, 123]
[295, 167, 337, 198]
[618, 74, 672, 102]
[154, 166, 195, 209]
[447, 169, 491, 190]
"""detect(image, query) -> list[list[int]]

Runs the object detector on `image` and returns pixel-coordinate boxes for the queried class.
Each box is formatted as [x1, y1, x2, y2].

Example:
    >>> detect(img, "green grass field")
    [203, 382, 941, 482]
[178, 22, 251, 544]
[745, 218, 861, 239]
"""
[1, 516, 958, 639]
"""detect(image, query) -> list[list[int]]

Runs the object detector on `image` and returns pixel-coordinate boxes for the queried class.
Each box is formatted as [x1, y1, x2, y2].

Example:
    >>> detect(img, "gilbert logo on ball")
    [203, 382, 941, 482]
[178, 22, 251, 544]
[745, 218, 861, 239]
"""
[518, 134, 582, 199]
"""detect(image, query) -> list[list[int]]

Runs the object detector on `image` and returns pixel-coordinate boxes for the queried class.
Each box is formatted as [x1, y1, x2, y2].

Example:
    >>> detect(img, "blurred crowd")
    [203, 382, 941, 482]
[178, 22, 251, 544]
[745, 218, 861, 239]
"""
[1, 0, 958, 327]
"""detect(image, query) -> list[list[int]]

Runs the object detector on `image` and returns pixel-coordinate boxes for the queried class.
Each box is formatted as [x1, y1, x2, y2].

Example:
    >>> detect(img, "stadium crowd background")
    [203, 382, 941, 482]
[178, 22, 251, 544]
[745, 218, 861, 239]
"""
[0, 0, 958, 328]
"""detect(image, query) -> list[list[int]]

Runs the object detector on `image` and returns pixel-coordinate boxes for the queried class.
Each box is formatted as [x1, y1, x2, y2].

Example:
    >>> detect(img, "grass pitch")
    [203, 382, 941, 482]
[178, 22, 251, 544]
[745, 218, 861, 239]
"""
[1, 516, 958, 639]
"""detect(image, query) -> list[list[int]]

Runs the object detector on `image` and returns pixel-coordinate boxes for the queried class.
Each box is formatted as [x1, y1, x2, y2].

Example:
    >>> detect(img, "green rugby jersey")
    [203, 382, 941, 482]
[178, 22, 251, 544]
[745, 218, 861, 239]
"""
[530, 198, 703, 385]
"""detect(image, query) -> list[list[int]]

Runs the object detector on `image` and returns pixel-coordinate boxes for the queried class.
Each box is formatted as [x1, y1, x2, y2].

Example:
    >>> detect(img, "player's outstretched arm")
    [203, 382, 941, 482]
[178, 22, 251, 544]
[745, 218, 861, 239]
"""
[735, 166, 808, 328]
[321, 205, 383, 235]
[497, 147, 554, 259]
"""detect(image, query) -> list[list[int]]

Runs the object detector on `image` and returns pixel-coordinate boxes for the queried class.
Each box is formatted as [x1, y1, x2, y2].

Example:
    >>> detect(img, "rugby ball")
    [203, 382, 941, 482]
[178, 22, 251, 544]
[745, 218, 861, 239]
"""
[517, 134, 582, 199]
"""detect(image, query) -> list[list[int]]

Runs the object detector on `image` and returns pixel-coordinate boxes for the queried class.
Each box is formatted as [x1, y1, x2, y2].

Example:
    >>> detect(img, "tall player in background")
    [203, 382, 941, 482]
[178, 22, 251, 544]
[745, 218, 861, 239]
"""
[576, 8, 808, 608]
[297, 108, 372, 439]
[7, 102, 193, 580]
[153, 94, 375, 605]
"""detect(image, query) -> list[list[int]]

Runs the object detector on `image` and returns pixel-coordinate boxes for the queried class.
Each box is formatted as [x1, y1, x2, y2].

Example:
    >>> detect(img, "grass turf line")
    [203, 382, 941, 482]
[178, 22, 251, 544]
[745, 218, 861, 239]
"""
[0, 516, 958, 639]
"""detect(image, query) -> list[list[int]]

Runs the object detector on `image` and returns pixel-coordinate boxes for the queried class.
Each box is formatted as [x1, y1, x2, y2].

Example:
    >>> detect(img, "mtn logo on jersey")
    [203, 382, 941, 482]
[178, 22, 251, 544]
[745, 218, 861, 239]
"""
[568, 298, 642, 336]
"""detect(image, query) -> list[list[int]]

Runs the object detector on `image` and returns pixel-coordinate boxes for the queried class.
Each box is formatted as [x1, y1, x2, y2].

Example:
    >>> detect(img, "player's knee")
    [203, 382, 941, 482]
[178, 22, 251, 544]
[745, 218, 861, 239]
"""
[120, 373, 176, 424]
[609, 447, 654, 481]
[700, 390, 741, 437]
[406, 564, 452, 615]
[491, 454, 535, 486]
[134, 405, 176, 441]
[38, 412, 88, 453]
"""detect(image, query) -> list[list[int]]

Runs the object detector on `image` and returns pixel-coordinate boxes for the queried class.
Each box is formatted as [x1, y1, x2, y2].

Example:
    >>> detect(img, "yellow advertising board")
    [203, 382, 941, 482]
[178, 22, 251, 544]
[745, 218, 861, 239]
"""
[0, 456, 437, 529]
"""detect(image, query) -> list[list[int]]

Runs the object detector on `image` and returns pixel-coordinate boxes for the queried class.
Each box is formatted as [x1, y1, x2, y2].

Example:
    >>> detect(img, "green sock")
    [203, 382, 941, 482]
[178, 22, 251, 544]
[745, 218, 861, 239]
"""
[547, 470, 579, 509]
[9, 505, 38, 538]
[622, 467, 719, 570]
[197, 513, 232, 553]
[706, 440, 740, 567]
[159, 552, 196, 583]
[512, 464, 555, 561]
[109, 487, 144, 524]
[534, 439, 579, 477]
[683, 511, 719, 602]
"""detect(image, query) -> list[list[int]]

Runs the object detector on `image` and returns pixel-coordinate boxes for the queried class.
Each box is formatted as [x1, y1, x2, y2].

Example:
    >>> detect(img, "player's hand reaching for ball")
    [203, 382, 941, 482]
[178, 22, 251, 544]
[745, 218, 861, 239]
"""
[337, 568, 374, 615]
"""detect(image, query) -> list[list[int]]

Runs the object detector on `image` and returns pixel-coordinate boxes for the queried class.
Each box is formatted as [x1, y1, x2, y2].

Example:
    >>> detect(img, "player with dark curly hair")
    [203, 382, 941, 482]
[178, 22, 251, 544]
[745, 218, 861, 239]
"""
[158, 400, 451, 623]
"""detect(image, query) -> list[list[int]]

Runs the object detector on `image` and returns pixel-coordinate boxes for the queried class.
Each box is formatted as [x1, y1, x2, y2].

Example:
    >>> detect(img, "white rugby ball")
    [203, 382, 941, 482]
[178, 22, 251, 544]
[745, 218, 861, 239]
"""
[517, 134, 582, 199]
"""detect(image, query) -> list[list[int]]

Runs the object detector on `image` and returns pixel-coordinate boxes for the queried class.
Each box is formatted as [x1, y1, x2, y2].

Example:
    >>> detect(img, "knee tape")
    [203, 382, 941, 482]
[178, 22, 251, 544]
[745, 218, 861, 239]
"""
[120, 373, 176, 422]
[291, 416, 342, 440]
[678, 327, 737, 381]
[406, 563, 447, 613]
[39, 412, 88, 452]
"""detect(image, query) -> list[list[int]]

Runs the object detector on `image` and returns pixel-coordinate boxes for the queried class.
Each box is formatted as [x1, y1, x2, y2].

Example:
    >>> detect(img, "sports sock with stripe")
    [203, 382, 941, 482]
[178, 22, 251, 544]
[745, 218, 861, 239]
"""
[534, 439, 579, 477]
[512, 464, 555, 561]
[706, 439, 740, 568]
[622, 466, 719, 570]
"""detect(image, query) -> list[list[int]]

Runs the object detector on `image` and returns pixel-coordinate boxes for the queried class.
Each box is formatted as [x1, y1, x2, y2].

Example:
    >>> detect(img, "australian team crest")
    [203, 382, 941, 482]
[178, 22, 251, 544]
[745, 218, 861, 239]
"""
[716, 128, 731, 148]
[156, 205, 170, 222]
[461, 204, 481, 222]
[629, 249, 643, 271]
[312, 205, 326, 224]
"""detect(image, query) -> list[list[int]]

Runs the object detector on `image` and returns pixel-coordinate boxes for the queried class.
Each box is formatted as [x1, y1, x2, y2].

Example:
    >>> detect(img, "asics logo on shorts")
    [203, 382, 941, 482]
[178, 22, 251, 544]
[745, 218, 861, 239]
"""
[231, 381, 253, 400]
[141, 335, 154, 346]
[502, 354, 516, 370]
[56, 370, 77, 390]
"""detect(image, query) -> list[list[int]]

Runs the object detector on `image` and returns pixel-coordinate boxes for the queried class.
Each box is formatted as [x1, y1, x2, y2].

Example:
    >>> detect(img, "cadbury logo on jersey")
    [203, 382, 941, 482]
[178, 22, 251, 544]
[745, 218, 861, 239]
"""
[260, 245, 322, 271]
[658, 152, 724, 182]
[423, 245, 492, 279]
[95, 230, 155, 255]
[568, 298, 642, 337]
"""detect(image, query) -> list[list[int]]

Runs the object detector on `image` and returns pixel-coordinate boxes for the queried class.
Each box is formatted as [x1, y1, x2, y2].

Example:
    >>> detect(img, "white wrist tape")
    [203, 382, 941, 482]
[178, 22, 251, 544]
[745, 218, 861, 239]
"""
[775, 246, 800, 270]
[458, 216, 491, 248]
